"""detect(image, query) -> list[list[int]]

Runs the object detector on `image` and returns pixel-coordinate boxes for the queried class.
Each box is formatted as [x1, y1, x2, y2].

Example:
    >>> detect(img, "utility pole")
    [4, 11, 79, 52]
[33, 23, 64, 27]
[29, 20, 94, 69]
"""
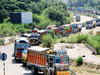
[3, 62, 5, 75]
[1, 53, 7, 75]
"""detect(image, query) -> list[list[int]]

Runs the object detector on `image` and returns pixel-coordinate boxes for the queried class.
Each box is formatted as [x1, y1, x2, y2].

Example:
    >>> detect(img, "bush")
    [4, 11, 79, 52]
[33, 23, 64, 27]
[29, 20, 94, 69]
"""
[0, 39, 5, 45]
[67, 34, 88, 43]
[42, 34, 53, 48]
[76, 34, 88, 43]
[87, 35, 100, 54]
[76, 56, 83, 66]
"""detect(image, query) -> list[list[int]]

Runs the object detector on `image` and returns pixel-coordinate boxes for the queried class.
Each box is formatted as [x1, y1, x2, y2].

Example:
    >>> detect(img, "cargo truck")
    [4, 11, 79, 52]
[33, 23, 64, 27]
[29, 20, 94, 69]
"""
[96, 18, 100, 26]
[76, 15, 80, 22]
[28, 33, 41, 45]
[25, 46, 50, 75]
[47, 49, 71, 75]
[86, 21, 94, 29]
[14, 37, 29, 62]
[71, 24, 79, 33]
[23, 46, 76, 75]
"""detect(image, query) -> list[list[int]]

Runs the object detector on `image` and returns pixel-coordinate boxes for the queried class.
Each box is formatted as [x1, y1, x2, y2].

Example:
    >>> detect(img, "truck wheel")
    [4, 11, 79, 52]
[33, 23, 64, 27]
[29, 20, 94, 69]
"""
[23, 62, 27, 67]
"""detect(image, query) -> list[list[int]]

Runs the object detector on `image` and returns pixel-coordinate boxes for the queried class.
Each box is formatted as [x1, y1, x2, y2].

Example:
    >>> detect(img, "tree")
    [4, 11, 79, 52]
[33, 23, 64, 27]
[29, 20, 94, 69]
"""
[0, 9, 8, 22]
[76, 56, 83, 66]
[42, 34, 53, 48]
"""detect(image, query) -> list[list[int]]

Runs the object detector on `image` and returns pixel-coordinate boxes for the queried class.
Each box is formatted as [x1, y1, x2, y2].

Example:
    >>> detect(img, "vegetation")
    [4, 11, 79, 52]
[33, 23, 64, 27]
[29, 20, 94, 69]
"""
[67, 34, 88, 43]
[0, 0, 73, 36]
[87, 35, 100, 54]
[42, 34, 53, 48]
[57, 34, 100, 54]
[0, 23, 29, 36]
[76, 56, 83, 66]
[0, 39, 5, 45]
[68, 0, 100, 10]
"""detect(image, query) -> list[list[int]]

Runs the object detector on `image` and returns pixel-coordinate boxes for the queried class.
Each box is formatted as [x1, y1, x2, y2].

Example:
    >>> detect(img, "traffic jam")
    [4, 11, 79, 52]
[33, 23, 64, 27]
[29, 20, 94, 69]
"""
[14, 30, 72, 75]
[13, 14, 100, 75]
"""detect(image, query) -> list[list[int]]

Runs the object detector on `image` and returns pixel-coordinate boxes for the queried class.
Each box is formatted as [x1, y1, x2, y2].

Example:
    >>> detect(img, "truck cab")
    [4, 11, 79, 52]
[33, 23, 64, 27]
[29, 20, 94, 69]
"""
[86, 21, 93, 29]
[14, 37, 29, 62]
[47, 54, 70, 75]
[47, 48, 70, 75]
[71, 24, 79, 33]
[96, 18, 100, 26]
[29, 33, 41, 45]
[76, 15, 80, 22]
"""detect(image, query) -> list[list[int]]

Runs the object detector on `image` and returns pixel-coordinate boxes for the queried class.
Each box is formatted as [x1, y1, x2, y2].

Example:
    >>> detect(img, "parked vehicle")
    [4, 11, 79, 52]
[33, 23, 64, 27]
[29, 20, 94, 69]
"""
[22, 46, 76, 75]
[96, 18, 100, 26]
[14, 37, 29, 62]
[21, 33, 31, 38]
[25, 46, 50, 75]
[28, 33, 41, 45]
[46, 49, 76, 75]
[76, 15, 80, 22]
[63, 24, 72, 33]
[71, 24, 79, 33]
[76, 24, 82, 32]
[86, 21, 94, 29]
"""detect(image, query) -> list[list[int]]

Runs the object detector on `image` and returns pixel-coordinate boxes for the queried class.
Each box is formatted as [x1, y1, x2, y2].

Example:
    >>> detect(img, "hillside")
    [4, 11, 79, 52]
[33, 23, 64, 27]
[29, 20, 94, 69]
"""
[0, 0, 73, 36]
[68, 0, 100, 10]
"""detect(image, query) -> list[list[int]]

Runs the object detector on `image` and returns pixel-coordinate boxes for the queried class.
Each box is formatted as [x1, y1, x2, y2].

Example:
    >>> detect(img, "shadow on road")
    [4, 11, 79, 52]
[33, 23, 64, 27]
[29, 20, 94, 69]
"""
[12, 59, 23, 64]
[24, 73, 33, 75]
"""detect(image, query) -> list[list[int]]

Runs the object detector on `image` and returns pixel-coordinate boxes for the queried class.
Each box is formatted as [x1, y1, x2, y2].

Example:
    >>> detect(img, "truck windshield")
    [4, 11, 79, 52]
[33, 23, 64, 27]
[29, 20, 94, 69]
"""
[55, 58, 61, 63]
[19, 40, 28, 43]
[96, 19, 100, 22]
[87, 21, 92, 24]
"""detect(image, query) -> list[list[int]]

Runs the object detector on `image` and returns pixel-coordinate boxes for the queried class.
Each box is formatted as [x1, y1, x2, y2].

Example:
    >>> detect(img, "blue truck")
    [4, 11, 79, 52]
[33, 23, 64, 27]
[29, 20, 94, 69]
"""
[86, 20, 96, 29]
[14, 37, 29, 62]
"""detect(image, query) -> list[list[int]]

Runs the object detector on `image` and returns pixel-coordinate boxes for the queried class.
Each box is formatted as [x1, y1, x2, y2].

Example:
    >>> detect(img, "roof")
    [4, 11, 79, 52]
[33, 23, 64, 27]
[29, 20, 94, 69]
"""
[16, 37, 28, 43]
[21, 33, 31, 37]
[28, 46, 50, 52]
[38, 30, 47, 33]
[29, 33, 40, 37]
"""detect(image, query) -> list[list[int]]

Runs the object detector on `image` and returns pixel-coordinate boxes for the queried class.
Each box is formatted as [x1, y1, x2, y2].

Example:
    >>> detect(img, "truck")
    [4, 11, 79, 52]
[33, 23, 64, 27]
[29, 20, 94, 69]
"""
[96, 18, 100, 26]
[14, 37, 29, 62]
[47, 49, 72, 75]
[23, 46, 76, 75]
[76, 15, 80, 22]
[25, 46, 50, 75]
[28, 32, 41, 45]
[71, 24, 80, 33]
[76, 23, 82, 32]
[86, 21, 94, 29]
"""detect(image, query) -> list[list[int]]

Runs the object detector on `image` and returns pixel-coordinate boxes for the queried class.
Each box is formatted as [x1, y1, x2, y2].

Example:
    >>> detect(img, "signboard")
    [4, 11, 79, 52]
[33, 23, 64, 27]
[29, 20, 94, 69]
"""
[2, 53, 7, 61]
[0, 53, 2, 60]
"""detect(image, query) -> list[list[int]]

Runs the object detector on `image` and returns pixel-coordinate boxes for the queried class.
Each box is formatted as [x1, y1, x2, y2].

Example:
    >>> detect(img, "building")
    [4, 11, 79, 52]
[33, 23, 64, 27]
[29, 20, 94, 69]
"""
[10, 12, 32, 24]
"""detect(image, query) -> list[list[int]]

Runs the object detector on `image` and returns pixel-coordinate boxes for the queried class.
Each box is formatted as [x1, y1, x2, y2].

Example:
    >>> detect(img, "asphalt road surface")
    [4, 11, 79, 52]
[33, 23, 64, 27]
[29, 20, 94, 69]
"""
[0, 43, 32, 75]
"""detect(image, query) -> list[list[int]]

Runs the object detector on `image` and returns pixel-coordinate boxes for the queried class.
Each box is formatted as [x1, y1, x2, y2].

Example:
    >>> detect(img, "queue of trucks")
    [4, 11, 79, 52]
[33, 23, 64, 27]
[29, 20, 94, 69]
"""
[14, 31, 76, 75]
[13, 17, 100, 75]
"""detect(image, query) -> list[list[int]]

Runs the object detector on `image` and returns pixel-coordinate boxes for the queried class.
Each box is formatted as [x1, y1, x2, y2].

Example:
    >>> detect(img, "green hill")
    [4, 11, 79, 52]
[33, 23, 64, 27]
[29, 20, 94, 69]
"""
[0, 0, 73, 36]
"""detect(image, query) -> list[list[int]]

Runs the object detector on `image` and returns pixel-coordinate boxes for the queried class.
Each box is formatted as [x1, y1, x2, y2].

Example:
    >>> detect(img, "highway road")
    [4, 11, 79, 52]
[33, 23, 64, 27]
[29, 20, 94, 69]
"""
[0, 43, 32, 75]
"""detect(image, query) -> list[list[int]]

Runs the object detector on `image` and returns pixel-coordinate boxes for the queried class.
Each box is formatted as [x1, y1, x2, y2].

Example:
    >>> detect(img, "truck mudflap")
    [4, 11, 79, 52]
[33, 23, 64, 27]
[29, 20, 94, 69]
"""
[56, 71, 70, 75]
[56, 69, 76, 75]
